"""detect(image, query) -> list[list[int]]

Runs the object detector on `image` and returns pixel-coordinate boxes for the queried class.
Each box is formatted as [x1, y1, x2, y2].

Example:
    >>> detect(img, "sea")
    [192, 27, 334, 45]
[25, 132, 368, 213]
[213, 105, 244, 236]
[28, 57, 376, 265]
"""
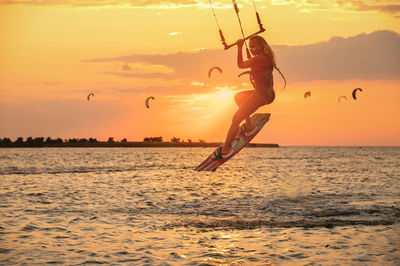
[0, 147, 399, 265]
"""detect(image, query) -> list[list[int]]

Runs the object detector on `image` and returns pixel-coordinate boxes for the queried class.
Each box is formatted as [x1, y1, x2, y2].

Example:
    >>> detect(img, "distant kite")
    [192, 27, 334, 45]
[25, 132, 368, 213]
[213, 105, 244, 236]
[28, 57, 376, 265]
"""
[208, 66, 223, 78]
[145, 96, 155, 109]
[87, 93, 94, 101]
[304, 91, 311, 98]
[352, 88, 363, 100]
[338, 96, 347, 103]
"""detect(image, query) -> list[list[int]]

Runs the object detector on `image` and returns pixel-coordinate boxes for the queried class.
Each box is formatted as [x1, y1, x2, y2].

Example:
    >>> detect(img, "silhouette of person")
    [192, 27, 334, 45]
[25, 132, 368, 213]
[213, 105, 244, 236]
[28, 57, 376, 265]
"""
[213, 35, 278, 159]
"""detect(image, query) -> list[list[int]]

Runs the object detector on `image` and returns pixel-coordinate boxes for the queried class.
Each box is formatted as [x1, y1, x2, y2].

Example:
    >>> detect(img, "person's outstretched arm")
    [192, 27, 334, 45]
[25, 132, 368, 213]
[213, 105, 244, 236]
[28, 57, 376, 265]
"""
[237, 39, 246, 69]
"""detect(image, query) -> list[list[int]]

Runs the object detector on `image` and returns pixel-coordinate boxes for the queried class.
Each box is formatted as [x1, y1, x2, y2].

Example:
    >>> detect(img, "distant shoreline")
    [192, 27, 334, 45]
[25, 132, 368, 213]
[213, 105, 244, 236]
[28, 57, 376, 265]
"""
[0, 141, 279, 148]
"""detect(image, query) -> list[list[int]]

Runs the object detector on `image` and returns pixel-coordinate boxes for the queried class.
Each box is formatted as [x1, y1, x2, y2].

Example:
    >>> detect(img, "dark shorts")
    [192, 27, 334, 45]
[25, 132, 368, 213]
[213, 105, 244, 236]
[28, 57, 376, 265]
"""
[233, 88, 275, 124]
[256, 87, 275, 104]
[251, 73, 274, 103]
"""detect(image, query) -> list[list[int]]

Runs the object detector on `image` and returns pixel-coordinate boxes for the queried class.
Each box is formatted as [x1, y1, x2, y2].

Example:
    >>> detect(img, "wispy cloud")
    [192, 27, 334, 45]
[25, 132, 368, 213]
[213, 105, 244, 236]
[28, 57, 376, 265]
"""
[271, 0, 400, 17]
[271, 0, 296, 6]
[0, 0, 208, 8]
[18, 81, 63, 86]
[2, 0, 398, 17]
[168, 32, 183, 36]
[83, 49, 236, 82]
[337, 0, 400, 15]
[102, 71, 173, 79]
[122, 64, 131, 71]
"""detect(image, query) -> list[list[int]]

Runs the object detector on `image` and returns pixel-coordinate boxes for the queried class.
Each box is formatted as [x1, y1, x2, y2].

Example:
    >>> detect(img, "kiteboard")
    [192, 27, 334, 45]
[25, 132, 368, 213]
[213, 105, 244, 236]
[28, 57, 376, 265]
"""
[195, 113, 270, 172]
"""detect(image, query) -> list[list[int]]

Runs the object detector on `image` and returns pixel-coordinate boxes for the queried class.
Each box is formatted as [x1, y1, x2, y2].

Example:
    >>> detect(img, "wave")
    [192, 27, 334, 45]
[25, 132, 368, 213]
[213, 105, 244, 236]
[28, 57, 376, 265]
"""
[0, 164, 179, 176]
[164, 193, 400, 229]
[0, 167, 129, 175]
[177, 216, 397, 229]
[17, 193, 399, 230]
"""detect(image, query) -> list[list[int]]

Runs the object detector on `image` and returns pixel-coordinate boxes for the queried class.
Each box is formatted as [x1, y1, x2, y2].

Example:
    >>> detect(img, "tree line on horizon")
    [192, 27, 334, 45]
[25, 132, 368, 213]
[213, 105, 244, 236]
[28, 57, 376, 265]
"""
[0, 136, 207, 147]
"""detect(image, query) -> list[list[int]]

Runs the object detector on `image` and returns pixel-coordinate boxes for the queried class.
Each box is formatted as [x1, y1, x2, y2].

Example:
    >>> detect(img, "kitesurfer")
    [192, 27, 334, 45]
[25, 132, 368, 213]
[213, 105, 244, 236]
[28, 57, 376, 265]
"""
[214, 35, 278, 159]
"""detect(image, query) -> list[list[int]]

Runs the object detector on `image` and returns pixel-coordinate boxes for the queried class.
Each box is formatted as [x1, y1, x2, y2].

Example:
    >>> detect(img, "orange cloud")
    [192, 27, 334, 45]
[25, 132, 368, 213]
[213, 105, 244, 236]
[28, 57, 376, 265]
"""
[337, 0, 400, 15]
[271, 0, 400, 17]
[276, 30, 400, 82]
[0, 0, 205, 8]
[82, 49, 239, 93]
[84, 30, 400, 86]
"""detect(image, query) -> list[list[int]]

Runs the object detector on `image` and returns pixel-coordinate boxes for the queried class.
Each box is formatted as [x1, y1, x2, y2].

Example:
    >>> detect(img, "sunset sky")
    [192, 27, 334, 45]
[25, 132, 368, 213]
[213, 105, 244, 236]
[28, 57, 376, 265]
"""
[1, 0, 399, 145]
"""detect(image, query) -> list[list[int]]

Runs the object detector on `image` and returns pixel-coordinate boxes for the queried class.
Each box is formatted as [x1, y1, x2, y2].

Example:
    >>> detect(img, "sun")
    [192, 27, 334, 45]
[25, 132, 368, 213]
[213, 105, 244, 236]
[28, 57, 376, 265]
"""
[215, 86, 236, 100]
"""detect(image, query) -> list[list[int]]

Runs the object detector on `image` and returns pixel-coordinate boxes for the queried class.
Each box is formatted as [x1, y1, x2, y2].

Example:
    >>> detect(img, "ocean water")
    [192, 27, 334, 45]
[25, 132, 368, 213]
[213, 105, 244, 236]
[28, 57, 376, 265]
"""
[0, 147, 399, 265]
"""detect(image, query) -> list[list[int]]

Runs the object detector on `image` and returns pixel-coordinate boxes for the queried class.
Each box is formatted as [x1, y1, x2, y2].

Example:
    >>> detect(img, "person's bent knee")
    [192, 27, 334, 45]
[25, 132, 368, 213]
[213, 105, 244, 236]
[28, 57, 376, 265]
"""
[234, 93, 243, 106]
[234, 90, 253, 106]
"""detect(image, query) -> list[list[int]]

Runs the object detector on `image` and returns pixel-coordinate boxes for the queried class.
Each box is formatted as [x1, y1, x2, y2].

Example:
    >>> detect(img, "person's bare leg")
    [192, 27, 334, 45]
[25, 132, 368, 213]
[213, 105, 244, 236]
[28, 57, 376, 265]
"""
[244, 117, 254, 130]
[221, 92, 266, 154]
[221, 121, 241, 154]
[234, 90, 254, 106]
[234, 90, 254, 132]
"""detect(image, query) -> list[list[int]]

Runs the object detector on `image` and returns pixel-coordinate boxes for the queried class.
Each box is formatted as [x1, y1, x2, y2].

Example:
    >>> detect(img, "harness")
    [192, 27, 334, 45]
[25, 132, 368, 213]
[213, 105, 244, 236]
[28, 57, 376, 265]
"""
[239, 65, 274, 90]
